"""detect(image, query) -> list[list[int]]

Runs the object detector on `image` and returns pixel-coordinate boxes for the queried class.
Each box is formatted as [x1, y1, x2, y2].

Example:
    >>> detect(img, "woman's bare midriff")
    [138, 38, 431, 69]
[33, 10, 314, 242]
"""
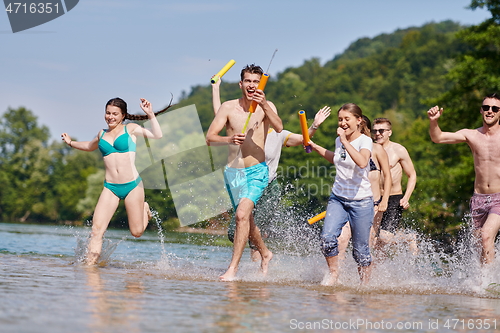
[103, 152, 139, 183]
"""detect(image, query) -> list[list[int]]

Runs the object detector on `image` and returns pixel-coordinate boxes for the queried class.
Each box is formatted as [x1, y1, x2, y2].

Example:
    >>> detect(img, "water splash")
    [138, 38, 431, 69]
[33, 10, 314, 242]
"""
[98, 239, 121, 265]
[74, 235, 121, 266]
[150, 208, 172, 271]
[66, 185, 499, 298]
[212, 184, 500, 297]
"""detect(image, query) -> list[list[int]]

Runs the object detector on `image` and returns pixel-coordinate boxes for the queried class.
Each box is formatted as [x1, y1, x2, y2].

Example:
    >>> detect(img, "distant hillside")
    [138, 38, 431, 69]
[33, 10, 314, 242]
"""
[330, 20, 463, 62]
[176, 20, 467, 133]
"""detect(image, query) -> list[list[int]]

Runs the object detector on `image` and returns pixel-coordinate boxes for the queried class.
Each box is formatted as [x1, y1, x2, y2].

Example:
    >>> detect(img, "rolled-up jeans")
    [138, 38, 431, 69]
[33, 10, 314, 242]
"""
[321, 192, 374, 267]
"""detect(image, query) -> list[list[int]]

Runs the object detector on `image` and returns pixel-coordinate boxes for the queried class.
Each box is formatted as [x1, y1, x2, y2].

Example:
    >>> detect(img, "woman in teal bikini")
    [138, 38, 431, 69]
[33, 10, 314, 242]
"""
[61, 97, 170, 264]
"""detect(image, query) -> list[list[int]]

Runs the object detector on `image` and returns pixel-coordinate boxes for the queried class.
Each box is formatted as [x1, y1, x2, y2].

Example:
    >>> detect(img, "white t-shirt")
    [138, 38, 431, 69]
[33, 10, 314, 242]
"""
[265, 129, 292, 183]
[332, 134, 373, 200]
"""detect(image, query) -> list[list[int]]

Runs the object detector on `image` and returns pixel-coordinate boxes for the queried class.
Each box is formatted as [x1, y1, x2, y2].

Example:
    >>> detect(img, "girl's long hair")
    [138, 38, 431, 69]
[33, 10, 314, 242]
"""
[106, 95, 174, 121]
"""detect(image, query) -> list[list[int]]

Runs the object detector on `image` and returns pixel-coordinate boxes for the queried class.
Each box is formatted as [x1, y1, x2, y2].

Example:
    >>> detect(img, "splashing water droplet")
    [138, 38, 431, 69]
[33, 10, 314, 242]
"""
[150, 207, 171, 268]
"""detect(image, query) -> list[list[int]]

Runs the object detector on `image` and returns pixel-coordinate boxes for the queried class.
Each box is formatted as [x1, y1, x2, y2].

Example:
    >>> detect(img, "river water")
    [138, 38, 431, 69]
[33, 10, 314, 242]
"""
[1, 221, 499, 333]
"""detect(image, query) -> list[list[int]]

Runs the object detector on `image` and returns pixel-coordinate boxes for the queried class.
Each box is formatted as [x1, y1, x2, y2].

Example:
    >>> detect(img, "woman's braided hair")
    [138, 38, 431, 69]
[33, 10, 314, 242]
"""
[106, 95, 174, 121]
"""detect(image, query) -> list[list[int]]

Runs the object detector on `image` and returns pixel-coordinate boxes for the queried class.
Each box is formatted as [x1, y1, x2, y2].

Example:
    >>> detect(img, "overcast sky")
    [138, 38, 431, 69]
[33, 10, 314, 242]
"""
[0, 0, 490, 141]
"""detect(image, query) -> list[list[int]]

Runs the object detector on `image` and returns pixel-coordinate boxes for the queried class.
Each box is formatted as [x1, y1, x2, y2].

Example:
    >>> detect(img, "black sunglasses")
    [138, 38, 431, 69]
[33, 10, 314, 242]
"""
[371, 129, 390, 135]
[340, 145, 346, 160]
[481, 105, 500, 113]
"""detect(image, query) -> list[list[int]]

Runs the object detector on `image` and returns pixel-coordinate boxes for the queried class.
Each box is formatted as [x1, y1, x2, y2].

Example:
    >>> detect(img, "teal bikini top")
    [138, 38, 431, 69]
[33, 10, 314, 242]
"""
[98, 125, 137, 157]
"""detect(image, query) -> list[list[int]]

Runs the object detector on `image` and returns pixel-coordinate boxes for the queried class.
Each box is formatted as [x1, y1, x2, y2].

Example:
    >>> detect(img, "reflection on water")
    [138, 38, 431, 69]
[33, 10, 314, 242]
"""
[215, 282, 272, 333]
[84, 267, 145, 333]
[0, 222, 500, 333]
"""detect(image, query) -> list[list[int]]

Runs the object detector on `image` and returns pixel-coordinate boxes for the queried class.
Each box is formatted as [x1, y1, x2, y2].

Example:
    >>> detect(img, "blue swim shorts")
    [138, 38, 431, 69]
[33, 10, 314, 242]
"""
[224, 162, 269, 209]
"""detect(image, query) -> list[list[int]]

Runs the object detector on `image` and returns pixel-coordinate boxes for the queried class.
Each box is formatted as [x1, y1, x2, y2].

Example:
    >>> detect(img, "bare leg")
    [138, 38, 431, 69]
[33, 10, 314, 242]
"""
[220, 199, 254, 281]
[405, 232, 419, 256]
[337, 223, 351, 261]
[250, 224, 263, 262]
[144, 202, 152, 228]
[322, 255, 340, 286]
[370, 210, 384, 249]
[124, 184, 149, 238]
[358, 264, 372, 284]
[374, 230, 395, 258]
[250, 249, 262, 262]
[86, 188, 120, 265]
[248, 212, 273, 275]
[479, 214, 500, 265]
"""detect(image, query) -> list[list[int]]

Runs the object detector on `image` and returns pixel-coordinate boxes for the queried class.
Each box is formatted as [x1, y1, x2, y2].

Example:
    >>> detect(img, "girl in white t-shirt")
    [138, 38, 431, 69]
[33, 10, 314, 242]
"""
[308, 103, 374, 285]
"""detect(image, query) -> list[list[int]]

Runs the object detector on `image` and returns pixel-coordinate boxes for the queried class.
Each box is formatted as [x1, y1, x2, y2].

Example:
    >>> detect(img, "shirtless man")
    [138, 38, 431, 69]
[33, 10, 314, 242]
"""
[371, 118, 417, 250]
[213, 78, 331, 262]
[428, 94, 500, 265]
[206, 64, 283, 281]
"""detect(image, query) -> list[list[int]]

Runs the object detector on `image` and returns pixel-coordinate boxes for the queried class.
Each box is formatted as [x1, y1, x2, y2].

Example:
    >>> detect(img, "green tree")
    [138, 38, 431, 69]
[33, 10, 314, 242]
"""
[0, 107, 51, 221]
[0, 107, 102, 222]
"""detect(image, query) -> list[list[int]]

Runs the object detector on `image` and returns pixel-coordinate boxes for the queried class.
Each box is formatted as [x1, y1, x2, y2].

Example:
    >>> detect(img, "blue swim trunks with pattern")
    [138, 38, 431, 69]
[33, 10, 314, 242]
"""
[224, 162, 269, 209]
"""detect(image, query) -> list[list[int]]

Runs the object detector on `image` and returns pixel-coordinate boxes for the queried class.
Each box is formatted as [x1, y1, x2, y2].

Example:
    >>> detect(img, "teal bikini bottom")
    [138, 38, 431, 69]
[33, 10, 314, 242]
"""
[104, 176, 142, 200]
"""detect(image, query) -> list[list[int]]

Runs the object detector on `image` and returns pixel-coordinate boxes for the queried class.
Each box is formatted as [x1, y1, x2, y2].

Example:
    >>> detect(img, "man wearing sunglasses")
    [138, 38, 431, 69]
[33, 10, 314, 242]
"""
[428, 93, 500, 265]
[370, 118, 417, 253]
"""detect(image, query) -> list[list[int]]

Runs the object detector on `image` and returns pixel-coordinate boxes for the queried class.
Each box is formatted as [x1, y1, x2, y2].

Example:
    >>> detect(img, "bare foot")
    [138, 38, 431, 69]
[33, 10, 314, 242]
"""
[144, 202, 152, 230]
[251, 249, 262, 262]
[219, 267, 237, 282]
[321, 272, 339, 286]
[260, 250, 273, 276]
[145, 202, 152, 219]
[85, 252, 100, 265]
